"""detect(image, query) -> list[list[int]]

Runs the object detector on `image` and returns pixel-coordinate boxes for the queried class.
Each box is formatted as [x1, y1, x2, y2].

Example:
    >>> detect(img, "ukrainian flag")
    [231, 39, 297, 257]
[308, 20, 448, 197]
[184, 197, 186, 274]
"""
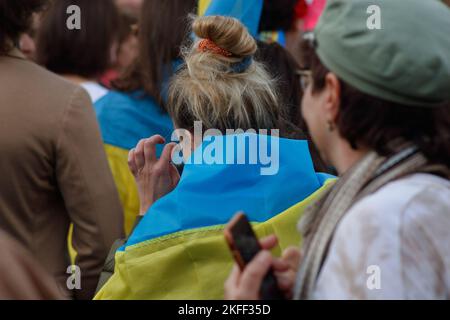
[95, 134, 334, 300]
[94, 91, 174, 234]
[200, 0, 287, 46]
[259, 30, 287, 47]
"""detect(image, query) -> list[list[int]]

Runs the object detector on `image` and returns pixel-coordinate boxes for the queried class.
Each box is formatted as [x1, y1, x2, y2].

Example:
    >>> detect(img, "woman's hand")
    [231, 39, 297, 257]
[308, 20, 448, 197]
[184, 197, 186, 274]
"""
[224, 235, 302, 300]
[128, 135, 180, 215]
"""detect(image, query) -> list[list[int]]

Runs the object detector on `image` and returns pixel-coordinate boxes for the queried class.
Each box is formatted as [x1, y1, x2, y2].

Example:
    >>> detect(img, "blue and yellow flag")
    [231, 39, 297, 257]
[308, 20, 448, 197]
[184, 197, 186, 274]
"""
[95, 134, 334, 300]
[259, 30, 287, 46]
[94, 91, 174, 234]
[201, 0, 264, 37]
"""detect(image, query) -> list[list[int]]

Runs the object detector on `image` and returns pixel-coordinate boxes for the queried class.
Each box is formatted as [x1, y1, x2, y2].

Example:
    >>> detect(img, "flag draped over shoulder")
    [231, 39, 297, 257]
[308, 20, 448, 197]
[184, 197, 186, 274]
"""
[95, 134, 335, 300]
[94, 91, 174, 234]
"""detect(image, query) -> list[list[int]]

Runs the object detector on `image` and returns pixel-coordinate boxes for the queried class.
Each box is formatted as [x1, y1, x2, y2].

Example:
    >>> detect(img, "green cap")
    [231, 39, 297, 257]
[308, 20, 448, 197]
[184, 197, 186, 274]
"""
[314, 0, 450, 107]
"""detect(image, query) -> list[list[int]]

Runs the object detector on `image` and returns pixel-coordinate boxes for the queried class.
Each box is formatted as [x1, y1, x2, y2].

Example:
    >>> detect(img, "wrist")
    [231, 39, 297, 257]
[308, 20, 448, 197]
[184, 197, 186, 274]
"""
[139, 201, 153, 216]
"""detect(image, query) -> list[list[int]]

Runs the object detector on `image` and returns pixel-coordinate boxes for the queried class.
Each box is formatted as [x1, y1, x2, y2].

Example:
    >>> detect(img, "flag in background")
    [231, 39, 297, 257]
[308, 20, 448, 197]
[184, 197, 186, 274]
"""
[199, 0, 264, 37]
[259, 30, 286, 47]
[199, 0, 291, 47]
[200, 0, 327, 37]
[198, 0, 211, 16]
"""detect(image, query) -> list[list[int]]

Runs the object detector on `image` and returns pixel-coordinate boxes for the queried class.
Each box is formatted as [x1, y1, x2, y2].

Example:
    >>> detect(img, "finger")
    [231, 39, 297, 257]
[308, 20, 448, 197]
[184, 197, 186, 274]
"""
[224, 264, 242, 300]
[272, 257, 290, 273]
[282, 247, 302, 271]
[152, 143, 177, 177]
[260, 235, 278, 250]
[239, 251, 273, 298]
[159, 142, 177, 166]
[143, 135, 166, 164]
[128, 148, 138, 176]
[135, 139, 146, 169]
[225, 264, 241, 290]
[274, 271, 296, 292]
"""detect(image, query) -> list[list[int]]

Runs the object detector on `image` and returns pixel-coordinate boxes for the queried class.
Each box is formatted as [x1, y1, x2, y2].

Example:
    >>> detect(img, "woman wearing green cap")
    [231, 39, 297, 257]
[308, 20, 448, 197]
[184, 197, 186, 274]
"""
[225, 0, 450, 300]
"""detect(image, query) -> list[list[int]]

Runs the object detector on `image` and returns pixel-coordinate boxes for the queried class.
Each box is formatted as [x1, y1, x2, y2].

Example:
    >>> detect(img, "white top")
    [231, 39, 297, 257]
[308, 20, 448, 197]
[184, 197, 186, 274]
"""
[313, 173, 450, 300]
[80, 82, 108, 104]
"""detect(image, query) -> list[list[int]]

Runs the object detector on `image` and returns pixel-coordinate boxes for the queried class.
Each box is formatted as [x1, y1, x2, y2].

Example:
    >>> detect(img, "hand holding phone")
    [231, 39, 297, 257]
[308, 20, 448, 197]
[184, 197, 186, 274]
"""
[224, 212, 285, 300]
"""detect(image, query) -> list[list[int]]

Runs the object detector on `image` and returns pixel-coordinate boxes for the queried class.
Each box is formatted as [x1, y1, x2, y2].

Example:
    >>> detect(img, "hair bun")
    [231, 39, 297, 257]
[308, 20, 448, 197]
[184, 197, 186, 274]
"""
[193, 15, 257, 58]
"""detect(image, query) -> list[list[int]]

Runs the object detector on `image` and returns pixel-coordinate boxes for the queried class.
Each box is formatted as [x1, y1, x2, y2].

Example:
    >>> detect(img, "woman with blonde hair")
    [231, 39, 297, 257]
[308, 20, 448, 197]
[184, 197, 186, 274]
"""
[95, 15, 332, 300]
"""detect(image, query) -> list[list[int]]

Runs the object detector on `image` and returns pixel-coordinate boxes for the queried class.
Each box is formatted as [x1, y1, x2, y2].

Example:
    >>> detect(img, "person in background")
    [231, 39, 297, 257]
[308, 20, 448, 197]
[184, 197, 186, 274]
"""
[116, 14, 139, 76]
[0, 0, 124, 299]
[18, 12, 41, 61]
[94, 0, 197, 235]
[301, 0, 327, 32]
[255, 41, 327, 172]
[100, 12, 139, 88]
[36, 0, 120, 103]
[258, 0, 302, 54]
[115, 0, 143, 18]
[95, 15, 333, 300]
[225, 0, 450, 300]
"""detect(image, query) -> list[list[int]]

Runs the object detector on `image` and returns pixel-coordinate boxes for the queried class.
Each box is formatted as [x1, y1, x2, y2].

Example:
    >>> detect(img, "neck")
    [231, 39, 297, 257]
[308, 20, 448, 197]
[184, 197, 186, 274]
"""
[328, 139, 370, 176]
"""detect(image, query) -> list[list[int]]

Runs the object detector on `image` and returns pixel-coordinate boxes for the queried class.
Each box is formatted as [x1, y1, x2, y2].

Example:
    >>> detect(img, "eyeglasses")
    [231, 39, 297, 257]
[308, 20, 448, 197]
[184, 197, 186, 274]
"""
[296, 69, 312, 91]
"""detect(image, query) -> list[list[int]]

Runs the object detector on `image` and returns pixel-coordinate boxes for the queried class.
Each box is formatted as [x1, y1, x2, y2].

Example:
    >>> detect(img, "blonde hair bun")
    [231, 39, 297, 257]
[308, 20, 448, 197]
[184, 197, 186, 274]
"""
[193, 15, 257, 58]
[168, 15, 279, 133]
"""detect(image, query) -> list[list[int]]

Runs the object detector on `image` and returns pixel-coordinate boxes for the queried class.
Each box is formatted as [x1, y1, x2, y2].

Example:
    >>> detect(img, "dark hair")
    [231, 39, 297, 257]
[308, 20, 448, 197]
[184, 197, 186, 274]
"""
[258, 0, 298, 32]
[300, 39, 450, 168]
[0, 0, 48, 54]
[113, 0, 197, 107]
[256, 41, 328, 172]
[256, 41, 302, 125]
[117, 12, 137, 45]
[36, 0, 119, 78]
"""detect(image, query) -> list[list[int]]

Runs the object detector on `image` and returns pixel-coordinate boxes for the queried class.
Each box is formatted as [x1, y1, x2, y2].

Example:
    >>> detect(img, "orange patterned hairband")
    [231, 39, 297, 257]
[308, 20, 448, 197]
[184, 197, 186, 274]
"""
[198, 39, 233, 57]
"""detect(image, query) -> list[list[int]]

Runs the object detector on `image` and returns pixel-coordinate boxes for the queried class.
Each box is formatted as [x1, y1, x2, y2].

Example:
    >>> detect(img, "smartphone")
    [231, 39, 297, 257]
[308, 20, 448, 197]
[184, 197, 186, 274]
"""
[224, 212, 285, 300]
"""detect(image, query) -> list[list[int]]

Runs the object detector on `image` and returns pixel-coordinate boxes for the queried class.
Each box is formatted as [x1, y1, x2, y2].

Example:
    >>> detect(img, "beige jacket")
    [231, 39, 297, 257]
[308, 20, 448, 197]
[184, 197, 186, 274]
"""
[0, 49, 124, 299]
[0, 230, 63, 300]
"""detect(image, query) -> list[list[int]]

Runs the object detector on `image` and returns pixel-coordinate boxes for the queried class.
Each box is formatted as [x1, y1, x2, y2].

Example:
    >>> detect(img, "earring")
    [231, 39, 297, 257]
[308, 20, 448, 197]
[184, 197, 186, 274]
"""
[327, 121, 335, 132]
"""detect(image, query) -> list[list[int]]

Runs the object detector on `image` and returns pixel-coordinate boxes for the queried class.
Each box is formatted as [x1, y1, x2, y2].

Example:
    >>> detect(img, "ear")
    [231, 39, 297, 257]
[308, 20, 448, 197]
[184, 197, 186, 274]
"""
[323, 73, 341, 124]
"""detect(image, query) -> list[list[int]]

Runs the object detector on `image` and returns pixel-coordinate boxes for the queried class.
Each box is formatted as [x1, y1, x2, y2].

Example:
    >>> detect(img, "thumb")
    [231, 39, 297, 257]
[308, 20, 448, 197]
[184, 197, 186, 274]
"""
[282, 247, 302, 271]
